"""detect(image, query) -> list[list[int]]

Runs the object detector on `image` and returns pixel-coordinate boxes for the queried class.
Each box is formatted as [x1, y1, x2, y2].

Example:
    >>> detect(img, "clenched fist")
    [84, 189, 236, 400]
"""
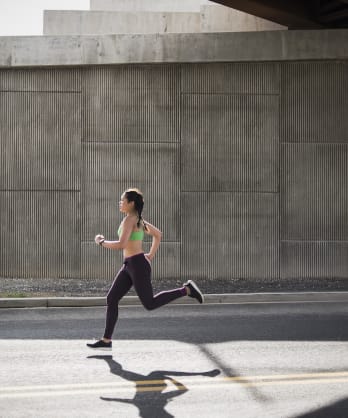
[95, 234, 105, 245]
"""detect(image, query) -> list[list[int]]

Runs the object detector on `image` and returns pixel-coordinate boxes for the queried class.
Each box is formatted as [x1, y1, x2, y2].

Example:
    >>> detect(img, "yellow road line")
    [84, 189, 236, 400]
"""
[1, 371, 347, 399]
[1, 378, 348, 399]
[224, 370, 348, 382]
[3, 370, 347, 391]
[224, 377, 348, 388]
[1, 378, 348, 400]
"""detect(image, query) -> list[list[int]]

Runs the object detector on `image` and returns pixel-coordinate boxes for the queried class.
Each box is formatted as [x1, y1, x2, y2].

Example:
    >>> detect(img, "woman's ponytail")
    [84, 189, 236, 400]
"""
[124, 188, 148, 231]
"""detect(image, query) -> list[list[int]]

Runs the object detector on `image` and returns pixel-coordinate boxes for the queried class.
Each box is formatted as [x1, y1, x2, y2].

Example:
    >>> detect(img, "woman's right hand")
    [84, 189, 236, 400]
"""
[94, 234, 105, 245]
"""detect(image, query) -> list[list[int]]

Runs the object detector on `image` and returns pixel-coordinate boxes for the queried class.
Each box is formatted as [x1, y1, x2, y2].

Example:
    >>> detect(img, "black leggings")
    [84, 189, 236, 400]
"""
[103, 253, 185, 339]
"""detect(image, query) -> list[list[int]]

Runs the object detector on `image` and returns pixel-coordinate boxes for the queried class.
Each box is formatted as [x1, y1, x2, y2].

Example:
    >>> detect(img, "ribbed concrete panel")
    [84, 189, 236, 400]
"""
[81, 242, 123, 280]
[0, 68, 80, 92]
[150, 242, 181, 281]
[182, 63, 280, 94]
[0, 192, 80, 278]
[182, 94, 279, 192]
[82, 65, 180, 142]
[82, 242, 180, 280]
[82, 143, 180, 241]
[182, 192, 279, 280]
[281, 241, 348, 279]
[281, 62, 348, 142]
[281, 143, 348, 240]
[0, 92, 81, 190]
[43, 11, 200, 36]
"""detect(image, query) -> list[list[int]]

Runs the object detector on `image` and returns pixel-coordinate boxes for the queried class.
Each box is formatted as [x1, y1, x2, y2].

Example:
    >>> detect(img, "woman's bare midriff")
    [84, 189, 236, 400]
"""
[123, 240, 144, 258]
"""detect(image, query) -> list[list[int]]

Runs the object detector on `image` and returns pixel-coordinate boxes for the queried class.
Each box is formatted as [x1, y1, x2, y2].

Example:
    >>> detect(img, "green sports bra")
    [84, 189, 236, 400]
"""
[118, 225, 144, 241]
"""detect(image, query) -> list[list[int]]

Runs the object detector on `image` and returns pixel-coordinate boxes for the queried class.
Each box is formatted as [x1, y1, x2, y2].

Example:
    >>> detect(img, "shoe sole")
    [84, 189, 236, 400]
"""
[187, 280, 204, 304]
[87, 346, 112, 351]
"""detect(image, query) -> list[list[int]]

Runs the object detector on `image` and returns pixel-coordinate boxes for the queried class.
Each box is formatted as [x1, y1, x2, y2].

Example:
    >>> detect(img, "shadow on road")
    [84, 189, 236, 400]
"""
[293, 396, 348, 418]
[87, 355, 220, 418]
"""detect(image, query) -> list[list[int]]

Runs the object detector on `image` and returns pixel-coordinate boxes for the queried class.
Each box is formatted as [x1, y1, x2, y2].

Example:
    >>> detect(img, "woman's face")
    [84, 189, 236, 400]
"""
[119, 194, 134, 214]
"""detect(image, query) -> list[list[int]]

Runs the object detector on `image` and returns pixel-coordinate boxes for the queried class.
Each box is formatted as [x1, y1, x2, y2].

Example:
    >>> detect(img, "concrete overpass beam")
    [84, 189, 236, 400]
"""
[212, 0, 324, 28]
[201, 5, 287, 32]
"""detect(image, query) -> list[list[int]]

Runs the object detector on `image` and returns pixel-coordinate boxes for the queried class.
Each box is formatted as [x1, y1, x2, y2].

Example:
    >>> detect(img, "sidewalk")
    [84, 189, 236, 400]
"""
[1, 291, 348, 309]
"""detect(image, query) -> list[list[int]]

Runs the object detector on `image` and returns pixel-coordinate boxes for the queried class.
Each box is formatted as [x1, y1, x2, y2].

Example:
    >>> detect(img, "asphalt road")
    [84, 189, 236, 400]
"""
[0, 301, 348, 417]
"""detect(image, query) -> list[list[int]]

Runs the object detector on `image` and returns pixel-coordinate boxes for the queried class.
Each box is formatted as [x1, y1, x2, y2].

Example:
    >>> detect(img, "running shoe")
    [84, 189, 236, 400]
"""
[184, 280, 204, 304]
[86, 339, 112, 351]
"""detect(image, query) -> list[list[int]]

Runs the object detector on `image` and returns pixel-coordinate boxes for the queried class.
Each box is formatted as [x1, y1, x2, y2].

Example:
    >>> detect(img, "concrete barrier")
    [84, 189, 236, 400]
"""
[47, 297, 106, 307]
[0, 298, 48, 309]
[43, 11, 201, 36]
[90, 0, 211, 12]
[1, 30, 347, 68]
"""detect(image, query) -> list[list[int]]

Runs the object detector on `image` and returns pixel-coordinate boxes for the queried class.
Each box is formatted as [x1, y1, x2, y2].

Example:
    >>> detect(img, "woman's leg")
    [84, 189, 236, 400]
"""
[103, 266, 132, 339]
[127, 254, 186, 311]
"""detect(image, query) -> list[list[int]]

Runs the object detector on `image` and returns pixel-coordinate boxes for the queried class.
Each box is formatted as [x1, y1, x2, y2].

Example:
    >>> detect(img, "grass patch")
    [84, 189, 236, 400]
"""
[0, 292, 28, 298]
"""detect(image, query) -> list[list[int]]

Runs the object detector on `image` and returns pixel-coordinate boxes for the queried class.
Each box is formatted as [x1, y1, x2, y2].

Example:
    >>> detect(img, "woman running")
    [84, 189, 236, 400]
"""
[87, 188, 204, 350]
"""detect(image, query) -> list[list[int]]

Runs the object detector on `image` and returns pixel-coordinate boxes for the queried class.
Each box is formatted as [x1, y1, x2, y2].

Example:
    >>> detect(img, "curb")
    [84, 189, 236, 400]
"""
[1, 291, 348, 309]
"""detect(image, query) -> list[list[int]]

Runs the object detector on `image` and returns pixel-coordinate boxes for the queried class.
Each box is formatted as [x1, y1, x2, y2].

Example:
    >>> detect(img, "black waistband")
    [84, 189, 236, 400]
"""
[123, 252, 145, 263]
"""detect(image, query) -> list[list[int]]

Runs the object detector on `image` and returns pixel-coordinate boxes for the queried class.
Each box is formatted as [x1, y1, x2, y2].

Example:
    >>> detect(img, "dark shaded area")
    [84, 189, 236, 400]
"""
[212, 0, 348, 29]
[294, 397, 348, 418]
[1, 303, 347, 342]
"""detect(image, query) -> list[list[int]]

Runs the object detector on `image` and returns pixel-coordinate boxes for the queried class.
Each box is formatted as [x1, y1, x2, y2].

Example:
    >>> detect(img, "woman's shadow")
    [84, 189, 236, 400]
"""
[88, 355, 220, 418]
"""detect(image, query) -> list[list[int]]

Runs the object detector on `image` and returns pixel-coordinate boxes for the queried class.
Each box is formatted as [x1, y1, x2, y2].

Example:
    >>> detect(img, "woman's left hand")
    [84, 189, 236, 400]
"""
[144, 253, 152, 263]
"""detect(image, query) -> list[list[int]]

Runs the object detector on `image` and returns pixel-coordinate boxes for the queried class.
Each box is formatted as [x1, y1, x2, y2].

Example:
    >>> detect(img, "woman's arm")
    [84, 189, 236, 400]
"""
[95, 216, 135, 250]
[144, 220, 162, 261]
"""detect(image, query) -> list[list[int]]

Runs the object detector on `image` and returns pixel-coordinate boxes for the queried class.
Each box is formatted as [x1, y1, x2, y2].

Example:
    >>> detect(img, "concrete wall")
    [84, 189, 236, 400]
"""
[43, 11, 201, 35]
[90, 0, 211, 12]
[1, 59, 347, 282]
[43, 7, 285, 36]
[2, 31, 347, 68]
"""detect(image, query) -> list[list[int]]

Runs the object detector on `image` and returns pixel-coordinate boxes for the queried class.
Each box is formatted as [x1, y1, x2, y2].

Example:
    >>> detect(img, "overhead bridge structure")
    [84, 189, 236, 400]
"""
[214, 0, 348, 28]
